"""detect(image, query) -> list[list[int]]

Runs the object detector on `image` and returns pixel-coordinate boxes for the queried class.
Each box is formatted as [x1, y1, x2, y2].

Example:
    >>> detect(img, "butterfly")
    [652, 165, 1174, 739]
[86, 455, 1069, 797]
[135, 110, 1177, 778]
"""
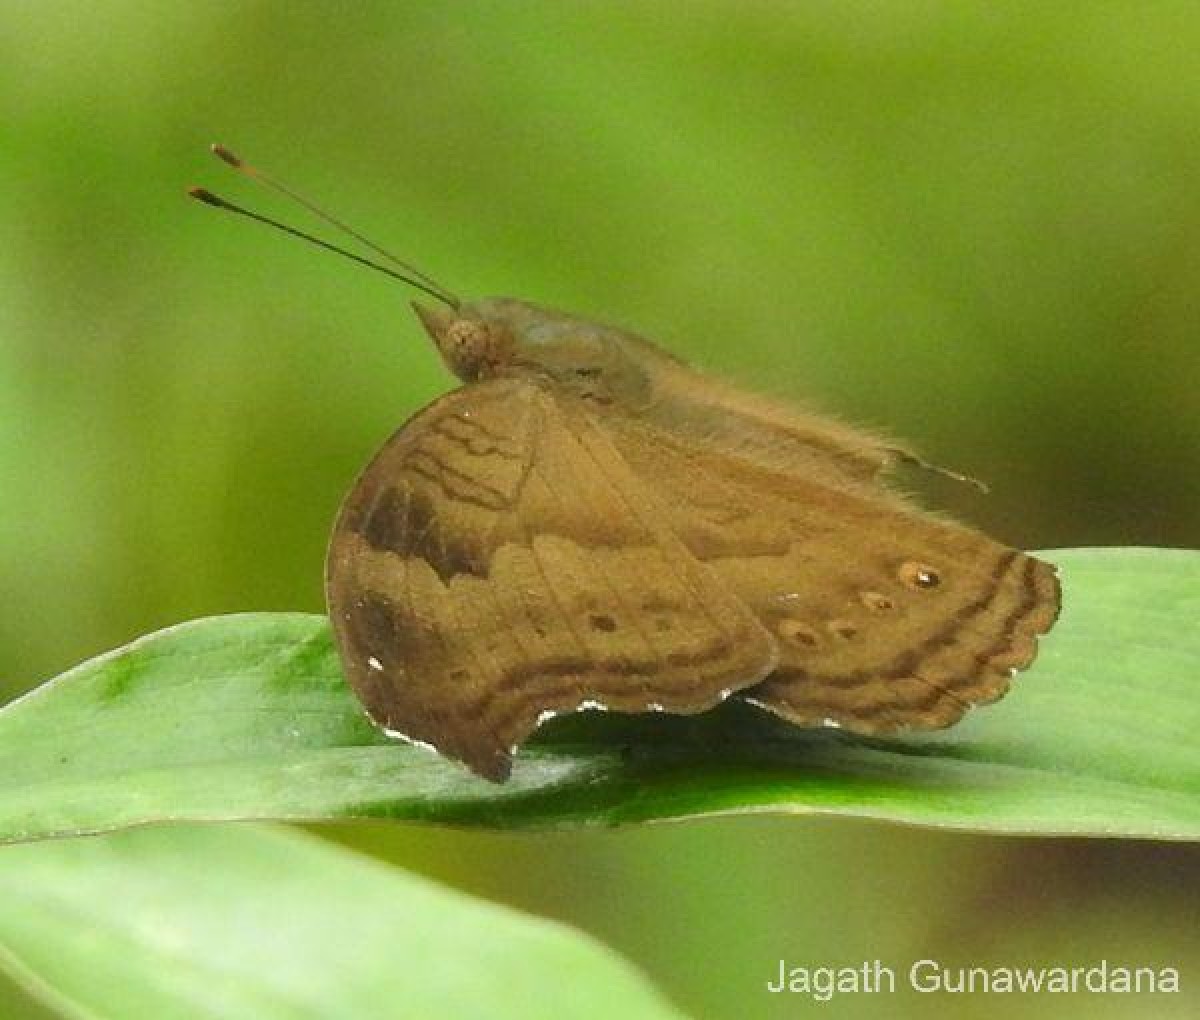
[192, 148, 1061, 783]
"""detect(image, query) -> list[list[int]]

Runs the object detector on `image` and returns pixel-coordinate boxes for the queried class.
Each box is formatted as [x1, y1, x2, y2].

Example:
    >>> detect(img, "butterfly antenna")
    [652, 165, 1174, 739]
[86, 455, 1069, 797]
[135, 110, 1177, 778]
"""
[209, 143, 459, 308]
[187, 187, 459, 307]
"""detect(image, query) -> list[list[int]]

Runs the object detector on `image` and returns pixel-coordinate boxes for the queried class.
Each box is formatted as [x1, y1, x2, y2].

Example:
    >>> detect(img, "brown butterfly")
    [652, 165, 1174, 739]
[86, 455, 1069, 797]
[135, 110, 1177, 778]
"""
[192, 147, 1061, 782]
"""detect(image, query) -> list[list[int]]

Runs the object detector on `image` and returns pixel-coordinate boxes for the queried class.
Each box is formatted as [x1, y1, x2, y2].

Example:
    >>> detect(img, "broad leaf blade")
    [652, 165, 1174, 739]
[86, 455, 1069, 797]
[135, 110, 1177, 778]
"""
[0, 824, 687, 1020]
[0, 548, 1196, 841]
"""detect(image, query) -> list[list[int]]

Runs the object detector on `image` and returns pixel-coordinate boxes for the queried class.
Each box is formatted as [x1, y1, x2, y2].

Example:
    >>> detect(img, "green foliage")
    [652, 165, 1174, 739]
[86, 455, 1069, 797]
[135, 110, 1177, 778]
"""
[1, 548, 1195, 844]
[5, 6, 1200, 1017]
[0, 824, 687, 1020]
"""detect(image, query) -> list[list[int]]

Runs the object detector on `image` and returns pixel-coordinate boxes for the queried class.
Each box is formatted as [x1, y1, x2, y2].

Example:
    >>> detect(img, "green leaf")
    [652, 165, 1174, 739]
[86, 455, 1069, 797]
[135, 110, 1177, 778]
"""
[1, 548, 1196, 842]
[0, 824, 688, 1020]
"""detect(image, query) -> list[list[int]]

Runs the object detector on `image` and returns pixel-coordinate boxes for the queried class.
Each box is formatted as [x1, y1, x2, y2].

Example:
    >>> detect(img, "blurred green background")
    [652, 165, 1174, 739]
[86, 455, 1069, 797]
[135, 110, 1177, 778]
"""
[2, 2, 1198, 1018]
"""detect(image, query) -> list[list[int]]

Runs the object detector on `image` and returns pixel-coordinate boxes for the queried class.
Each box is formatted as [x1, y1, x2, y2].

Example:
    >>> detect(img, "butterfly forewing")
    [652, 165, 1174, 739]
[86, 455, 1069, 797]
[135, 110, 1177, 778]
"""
[326, 376, 777, 781]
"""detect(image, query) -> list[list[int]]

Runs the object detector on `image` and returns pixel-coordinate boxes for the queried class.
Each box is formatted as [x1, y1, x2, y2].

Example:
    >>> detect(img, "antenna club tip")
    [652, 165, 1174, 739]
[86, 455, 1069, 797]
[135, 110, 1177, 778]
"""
[211, 143, 243, 168]
[188, 186, 222, 207]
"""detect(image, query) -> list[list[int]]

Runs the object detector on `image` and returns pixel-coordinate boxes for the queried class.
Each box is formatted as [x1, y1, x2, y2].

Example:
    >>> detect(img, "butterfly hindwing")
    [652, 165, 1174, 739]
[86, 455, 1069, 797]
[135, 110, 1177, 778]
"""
[599, 415, 1061, 734]
[326, 376, 777, 781]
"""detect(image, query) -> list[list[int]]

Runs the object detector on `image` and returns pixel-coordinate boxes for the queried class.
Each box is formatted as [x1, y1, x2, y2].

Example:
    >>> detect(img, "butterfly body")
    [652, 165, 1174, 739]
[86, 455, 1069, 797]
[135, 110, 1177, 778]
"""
[325, 298, 1060, 782]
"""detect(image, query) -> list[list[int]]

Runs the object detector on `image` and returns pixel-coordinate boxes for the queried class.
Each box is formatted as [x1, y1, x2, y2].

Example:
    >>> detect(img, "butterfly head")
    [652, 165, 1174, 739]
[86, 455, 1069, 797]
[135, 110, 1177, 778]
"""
[415, 296, 594, 382]
[412, 299, 520, 382]
[413, 297, 660, 406]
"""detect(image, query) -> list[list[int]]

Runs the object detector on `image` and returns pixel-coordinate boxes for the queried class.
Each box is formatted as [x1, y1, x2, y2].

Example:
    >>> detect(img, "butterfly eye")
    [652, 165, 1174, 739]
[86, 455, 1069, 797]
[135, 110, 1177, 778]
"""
[446, 319, 485, 351]
[899, 561, 941, 589]
[436, 319, 496, 380]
